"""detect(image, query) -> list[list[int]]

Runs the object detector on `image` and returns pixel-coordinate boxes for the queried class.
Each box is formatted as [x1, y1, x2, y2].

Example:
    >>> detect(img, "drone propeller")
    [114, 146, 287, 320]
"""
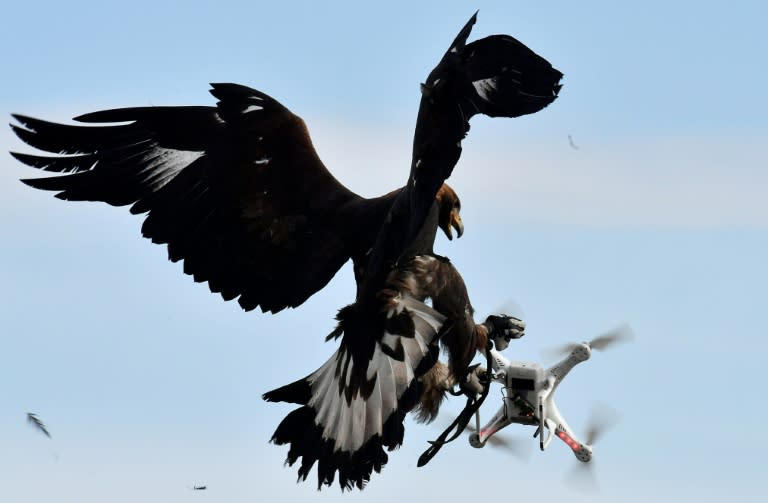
[566, 458, 599, 492]
[588, 323, 634, 351]
[545, 322, 634, 359]
[566, 403, 620, 491]
[584, 401, 620, 447]
[464, 422, 532, 462]
[439, 413, 531, 462]
[486, 299, 526, 321]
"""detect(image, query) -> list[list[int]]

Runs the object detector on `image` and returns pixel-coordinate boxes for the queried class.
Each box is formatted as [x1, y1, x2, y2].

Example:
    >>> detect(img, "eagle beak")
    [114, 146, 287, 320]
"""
[442, 208, 464, 240]
[452, 210, 464, 239]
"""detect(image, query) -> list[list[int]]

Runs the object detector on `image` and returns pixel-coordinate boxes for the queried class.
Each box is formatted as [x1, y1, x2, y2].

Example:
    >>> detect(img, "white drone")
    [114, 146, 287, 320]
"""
[468, 325, 632, 463]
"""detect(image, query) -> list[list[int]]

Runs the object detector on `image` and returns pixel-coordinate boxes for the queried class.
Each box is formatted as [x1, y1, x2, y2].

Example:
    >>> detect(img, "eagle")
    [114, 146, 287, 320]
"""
[10, 13, 561, 491]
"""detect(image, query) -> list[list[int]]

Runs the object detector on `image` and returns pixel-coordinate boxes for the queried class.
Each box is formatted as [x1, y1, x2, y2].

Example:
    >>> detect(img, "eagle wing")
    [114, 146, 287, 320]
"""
[264, 13, 562, 490]
[357, 12, 563, 298]
[11, 84, 375, 313]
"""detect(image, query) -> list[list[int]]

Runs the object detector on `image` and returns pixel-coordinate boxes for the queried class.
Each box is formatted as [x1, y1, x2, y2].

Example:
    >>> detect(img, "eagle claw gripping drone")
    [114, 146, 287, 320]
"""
[471, 324, 632, 463]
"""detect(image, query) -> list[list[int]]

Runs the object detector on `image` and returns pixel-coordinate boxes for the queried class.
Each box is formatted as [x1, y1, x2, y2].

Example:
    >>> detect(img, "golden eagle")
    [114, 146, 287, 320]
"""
[10, 13, 561, 491]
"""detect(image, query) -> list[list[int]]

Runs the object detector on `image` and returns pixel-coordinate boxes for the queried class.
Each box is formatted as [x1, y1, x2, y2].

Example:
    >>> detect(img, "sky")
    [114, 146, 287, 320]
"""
[1, 1, 767, 501]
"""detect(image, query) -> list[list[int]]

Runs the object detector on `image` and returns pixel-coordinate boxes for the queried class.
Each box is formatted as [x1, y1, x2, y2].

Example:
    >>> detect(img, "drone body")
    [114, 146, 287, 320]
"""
[467, 325, 632, 463]
[469, 344, 594, 462]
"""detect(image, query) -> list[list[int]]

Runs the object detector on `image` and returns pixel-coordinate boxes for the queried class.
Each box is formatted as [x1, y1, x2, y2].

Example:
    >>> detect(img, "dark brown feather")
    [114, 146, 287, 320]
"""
[11, 86, 402, 313]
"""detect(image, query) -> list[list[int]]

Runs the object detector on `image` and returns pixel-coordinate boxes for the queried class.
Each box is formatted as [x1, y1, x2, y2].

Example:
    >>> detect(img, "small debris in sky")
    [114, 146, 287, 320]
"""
[26, 413, 52, 438]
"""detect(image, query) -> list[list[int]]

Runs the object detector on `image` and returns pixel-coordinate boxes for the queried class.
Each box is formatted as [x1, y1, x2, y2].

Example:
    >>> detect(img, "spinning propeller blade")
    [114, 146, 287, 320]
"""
[566, 403, 620, 492]
[439, 414, 531, 462]
[566, 459, 599, 492]
[587, 323, 634, 351]
[584, 402, 621, 446]
[486, 299, 526, 321]
[464, 422, 531, 461]
[544, 322, 634, 359]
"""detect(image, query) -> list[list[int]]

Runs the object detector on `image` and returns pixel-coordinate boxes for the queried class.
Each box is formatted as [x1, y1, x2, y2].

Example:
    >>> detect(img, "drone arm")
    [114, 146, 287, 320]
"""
[487, 348, 511, 373]
[539, 394, 590, 459]
[546, 343, 591, 392]
[471, 402, 513, 447]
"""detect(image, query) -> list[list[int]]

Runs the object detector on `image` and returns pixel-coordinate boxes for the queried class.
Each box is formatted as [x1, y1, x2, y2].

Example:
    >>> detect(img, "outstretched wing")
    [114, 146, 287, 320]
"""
[357, 12, 563, 299]
[11, 84, 371, 313]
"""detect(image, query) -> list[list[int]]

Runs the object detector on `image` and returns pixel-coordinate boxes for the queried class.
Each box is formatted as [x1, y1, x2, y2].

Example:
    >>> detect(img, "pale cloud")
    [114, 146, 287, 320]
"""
[312, 121, 768, 229]
[4, 112, 766, 229]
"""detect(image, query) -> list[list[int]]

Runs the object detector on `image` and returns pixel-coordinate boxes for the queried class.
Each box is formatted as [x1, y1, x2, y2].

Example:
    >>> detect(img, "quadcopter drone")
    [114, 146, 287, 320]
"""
[468, 326, 631, 463]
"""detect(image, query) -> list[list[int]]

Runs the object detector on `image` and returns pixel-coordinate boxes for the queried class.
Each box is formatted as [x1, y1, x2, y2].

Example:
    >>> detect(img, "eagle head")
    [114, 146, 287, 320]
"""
[436, 183, 463, 240]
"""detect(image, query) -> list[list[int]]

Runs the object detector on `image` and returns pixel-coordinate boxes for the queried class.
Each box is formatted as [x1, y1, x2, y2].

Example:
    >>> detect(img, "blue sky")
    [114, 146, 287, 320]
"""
[2, 1, 767, 501]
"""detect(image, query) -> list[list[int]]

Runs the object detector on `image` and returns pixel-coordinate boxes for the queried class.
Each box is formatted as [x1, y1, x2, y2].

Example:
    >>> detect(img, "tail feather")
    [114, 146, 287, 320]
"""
[263, 295, 445, 490]
[262, 377, 312, 405]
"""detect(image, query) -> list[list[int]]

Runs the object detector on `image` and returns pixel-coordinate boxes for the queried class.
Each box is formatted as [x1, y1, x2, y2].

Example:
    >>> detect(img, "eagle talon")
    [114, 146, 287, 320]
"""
[460, 364, 488, 397]
[484, 314, 525, 351]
